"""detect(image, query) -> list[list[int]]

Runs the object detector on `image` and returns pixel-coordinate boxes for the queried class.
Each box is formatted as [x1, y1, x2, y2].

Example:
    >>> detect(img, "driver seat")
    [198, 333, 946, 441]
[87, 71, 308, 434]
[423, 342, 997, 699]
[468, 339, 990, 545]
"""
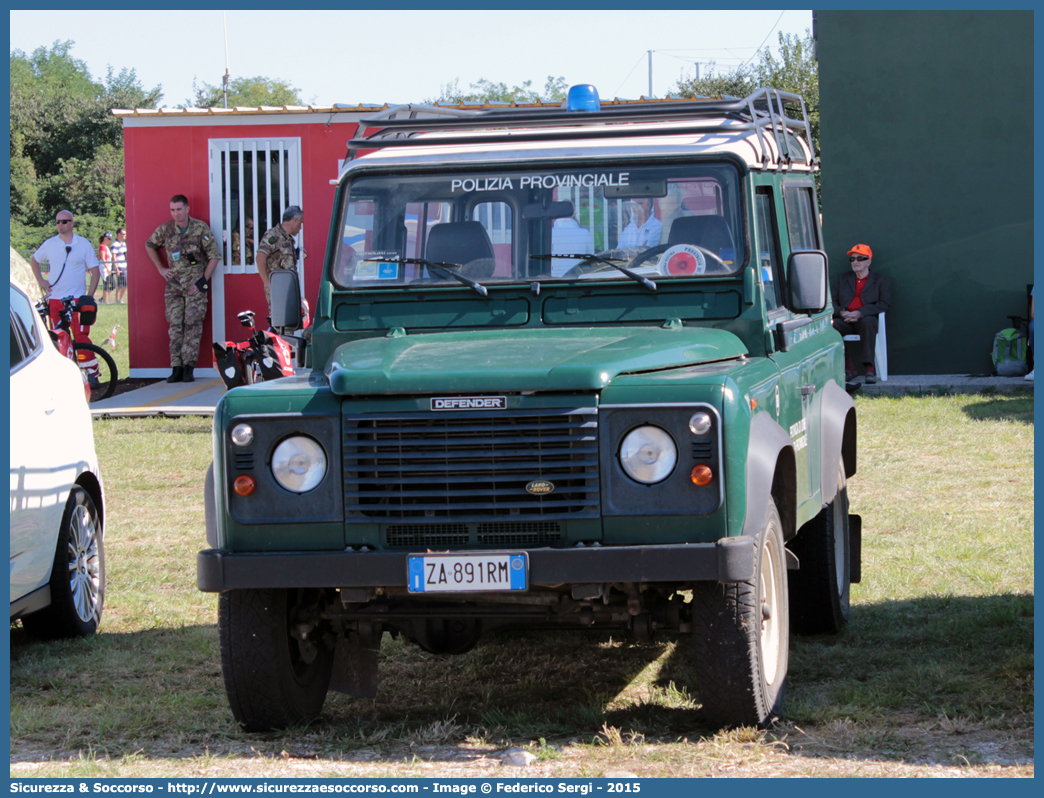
[667, 215, 736, 258]
[424, 222, 497, 278]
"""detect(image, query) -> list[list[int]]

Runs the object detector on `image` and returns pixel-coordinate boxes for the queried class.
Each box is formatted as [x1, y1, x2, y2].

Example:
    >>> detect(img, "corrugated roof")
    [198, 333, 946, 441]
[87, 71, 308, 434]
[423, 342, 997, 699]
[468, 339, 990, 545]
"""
[111, 95, 695, 117]
[112, 103, 387, 117]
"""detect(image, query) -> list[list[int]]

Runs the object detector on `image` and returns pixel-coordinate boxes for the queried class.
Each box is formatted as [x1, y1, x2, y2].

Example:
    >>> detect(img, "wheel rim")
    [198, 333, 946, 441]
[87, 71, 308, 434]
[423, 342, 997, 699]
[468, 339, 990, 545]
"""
[67, 503, 101, 623]
[760, 532, 783, 685]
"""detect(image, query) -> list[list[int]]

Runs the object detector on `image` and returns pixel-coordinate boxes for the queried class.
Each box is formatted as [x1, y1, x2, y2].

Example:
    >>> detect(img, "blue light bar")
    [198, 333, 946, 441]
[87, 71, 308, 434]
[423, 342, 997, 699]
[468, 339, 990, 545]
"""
[566, 84, 601, 113]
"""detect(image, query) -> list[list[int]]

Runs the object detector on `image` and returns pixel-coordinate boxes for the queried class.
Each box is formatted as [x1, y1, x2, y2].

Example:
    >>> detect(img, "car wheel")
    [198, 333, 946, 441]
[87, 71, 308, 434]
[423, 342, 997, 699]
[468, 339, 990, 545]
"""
[692, 498, 789, 729]
[788, 463, 851, 635]
[218, 588, 334, 731]
[21, 486, 105, 639]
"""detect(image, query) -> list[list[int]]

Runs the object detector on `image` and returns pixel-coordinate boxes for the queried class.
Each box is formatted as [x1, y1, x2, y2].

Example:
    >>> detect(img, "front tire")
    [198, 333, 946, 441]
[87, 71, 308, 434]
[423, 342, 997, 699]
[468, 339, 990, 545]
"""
[21, 486, 105, 639]
[218, 588, 334, 731]
[788, 464, 851, 635]
[692, 499, 789, 729]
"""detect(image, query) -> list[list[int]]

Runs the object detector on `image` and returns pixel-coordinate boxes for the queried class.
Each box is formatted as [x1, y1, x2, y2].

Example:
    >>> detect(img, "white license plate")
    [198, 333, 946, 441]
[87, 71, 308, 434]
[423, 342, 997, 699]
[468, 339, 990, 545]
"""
[407, 552, 528, 593]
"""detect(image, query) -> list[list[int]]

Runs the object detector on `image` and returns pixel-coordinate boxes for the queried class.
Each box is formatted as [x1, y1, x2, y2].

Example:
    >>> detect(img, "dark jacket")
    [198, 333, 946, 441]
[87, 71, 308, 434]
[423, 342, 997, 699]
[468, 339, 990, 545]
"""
[833, 270, 892, 318]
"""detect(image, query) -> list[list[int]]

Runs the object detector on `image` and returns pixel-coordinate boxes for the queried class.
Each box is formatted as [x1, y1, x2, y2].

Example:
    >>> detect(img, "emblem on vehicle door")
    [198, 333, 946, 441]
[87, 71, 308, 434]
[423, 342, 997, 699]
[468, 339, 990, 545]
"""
[526, 480, 555, 495]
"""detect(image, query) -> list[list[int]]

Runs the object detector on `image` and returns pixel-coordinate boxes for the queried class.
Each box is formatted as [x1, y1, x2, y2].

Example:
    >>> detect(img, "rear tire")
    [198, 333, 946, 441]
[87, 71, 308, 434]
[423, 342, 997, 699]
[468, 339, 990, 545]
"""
[692, 499, 789, 729]
[788, 464, 851, 635]
[21, 487, 105, 639]
[74, 343, 117, 402]
[242, 354, 263, 385]
[218, 588, 334, 731]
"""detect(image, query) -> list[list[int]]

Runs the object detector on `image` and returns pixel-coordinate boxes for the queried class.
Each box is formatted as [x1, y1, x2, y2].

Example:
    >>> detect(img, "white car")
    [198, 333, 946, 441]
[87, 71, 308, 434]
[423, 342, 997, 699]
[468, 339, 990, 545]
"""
[9, 280, 105, 637]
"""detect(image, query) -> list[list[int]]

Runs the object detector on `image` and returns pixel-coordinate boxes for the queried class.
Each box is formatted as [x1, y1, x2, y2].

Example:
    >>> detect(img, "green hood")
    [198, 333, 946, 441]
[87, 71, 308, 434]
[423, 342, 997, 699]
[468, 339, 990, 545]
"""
[325, 326, 746, 395]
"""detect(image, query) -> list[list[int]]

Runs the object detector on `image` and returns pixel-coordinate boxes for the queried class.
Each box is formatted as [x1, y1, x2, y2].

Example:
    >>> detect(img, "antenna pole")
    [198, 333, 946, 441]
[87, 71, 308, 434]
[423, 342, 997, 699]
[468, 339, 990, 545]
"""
[647, 50, 653, 98]
[222, 11, 230, 109]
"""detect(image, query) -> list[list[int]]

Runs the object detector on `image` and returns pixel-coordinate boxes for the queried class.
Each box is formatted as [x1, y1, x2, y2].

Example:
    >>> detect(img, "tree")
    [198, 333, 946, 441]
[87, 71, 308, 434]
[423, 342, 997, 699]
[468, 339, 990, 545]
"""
[674, 31, 818, 156]
[187, 75, 304, 108]
[9, 40, 162, 249]
[426, 76, 568, 105]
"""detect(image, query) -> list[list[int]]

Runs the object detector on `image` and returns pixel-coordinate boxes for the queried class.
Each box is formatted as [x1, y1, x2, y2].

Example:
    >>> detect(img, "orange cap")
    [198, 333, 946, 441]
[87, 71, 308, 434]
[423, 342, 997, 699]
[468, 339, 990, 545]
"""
[848, 243, 873, 258]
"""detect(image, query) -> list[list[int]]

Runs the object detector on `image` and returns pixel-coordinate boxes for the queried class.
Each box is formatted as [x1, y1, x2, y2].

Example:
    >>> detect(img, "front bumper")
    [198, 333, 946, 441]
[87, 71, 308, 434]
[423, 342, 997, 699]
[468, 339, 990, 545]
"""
[197, 538, 754, 593]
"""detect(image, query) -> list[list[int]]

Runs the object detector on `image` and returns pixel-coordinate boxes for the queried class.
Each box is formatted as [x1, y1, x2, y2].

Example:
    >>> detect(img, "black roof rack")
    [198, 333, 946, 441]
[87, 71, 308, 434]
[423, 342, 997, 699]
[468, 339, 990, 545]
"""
[344, 87, 816, 169]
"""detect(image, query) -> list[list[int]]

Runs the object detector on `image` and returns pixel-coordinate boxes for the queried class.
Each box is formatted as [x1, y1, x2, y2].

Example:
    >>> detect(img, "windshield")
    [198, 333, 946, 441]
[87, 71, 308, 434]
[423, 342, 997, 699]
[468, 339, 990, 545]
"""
[331, 162, 744, 290]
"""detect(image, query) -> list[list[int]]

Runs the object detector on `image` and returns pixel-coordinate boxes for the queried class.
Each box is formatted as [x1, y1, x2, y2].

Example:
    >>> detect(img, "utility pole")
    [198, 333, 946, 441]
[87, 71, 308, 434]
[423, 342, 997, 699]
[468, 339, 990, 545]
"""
[647, 50, 653, 98]
[221, 11, 229, 108]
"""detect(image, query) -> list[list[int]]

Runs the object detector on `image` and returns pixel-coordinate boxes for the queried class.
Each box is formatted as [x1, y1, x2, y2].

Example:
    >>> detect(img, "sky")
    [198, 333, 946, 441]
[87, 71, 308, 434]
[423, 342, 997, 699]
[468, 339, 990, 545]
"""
[9, 9, 813, 108]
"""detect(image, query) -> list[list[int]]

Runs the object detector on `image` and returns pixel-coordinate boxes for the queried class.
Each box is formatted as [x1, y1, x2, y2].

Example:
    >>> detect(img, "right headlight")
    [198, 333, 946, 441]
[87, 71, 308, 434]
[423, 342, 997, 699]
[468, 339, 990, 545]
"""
[272, 435, 327, 493]
[619, 425, 677, 484]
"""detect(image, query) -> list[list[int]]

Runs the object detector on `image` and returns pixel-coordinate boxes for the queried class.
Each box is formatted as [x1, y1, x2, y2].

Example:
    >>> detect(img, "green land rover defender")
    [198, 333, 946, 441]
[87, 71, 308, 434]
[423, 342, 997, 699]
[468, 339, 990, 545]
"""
[198, 86, 859, 732]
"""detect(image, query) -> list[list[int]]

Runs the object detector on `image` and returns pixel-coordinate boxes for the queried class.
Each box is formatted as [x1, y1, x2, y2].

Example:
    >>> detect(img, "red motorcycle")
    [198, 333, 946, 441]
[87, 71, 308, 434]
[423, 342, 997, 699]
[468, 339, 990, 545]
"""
[213, 307, 305, 388]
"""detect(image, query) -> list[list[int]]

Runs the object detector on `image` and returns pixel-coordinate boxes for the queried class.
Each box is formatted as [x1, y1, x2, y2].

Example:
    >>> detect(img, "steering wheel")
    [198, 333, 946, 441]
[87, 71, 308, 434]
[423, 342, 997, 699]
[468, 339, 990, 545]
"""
[625, 244, 671, 270]
[627, 243, 729, 274]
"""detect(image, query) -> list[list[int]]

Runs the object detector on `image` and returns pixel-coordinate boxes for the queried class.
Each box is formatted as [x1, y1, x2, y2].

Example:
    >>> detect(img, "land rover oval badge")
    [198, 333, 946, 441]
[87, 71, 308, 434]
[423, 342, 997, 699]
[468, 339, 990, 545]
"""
[526, 480, 555, 495]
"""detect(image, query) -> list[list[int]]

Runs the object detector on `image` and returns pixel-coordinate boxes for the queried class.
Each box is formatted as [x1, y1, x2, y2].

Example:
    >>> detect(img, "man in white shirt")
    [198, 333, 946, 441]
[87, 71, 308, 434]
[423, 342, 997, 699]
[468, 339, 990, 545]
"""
[29, 210, 102, 379]
[616, 199, 662, 250]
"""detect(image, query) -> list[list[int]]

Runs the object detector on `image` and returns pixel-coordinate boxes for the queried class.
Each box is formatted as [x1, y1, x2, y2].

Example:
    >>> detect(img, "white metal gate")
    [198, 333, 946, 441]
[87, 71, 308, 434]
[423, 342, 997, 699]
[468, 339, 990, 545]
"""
[207, 137, 303, 343]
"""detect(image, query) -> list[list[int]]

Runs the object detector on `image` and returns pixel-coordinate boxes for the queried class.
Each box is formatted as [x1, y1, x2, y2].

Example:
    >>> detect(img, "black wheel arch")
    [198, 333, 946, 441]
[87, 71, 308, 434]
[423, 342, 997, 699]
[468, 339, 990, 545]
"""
[817, 380, 857, 506]
[743, 411, 797, 542]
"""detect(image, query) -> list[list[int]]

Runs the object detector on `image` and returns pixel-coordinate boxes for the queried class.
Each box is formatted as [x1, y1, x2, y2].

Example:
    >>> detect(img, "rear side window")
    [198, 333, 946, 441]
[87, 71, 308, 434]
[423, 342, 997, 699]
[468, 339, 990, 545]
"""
[754, 188, 784, 312]
[783, 185, 820, 251]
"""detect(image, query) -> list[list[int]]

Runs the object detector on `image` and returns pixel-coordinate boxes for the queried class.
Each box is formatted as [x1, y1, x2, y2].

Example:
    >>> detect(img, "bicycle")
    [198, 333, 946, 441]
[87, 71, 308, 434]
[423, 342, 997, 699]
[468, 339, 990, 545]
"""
[36, 296, 118, 403]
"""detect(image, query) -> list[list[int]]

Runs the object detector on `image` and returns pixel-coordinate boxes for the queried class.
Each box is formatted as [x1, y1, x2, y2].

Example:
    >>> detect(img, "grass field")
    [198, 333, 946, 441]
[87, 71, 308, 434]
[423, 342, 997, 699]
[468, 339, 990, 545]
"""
[9, 392, 1034, 778]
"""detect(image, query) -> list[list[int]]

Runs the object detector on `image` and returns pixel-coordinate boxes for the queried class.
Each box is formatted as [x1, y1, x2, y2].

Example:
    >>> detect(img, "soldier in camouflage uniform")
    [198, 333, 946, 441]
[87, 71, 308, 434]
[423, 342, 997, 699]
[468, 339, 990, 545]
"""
[256, 206, 304, 314]
[145, 194, 221, 383]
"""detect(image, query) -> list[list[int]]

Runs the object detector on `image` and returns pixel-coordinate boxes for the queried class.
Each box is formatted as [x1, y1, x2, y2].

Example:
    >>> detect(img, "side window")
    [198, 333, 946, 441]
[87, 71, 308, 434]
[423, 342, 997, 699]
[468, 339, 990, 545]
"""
[9, 286, 41, 368]
[783, 185, 820, 251]
[471, 201, 513, 277]
[10, 316, 26, 369]
[754, 188, 784, 312]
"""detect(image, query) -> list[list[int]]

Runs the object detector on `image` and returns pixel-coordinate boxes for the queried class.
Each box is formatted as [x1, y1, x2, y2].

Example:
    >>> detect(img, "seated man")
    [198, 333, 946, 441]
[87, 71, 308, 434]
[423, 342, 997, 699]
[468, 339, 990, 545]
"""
[833, 243, 892, 384]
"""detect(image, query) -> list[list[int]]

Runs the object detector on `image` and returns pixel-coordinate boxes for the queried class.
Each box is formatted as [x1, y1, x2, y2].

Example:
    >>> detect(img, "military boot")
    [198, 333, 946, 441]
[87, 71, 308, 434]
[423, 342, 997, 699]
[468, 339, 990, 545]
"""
[183, 364, 196, 383]
[167, 366, 184, 383]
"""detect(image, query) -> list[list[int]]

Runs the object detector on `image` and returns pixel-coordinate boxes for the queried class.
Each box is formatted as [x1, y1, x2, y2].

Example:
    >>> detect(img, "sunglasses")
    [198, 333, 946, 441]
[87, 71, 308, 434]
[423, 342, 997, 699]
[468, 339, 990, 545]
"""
[56, 218, 73, 225]
[849, 255, 868, 262]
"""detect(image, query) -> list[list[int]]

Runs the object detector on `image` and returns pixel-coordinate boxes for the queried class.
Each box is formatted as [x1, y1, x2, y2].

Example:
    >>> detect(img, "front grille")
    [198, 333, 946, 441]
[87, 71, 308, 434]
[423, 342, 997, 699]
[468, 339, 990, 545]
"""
[344, 407, 599, 523]
[383, 521, 562, 548]
[386, 524, 469, 547]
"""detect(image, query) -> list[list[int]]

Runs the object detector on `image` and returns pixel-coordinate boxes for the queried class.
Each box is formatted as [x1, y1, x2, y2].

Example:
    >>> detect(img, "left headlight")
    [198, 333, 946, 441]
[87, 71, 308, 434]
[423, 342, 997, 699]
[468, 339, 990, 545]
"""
[272, 436, 327, 493]
[619, 425, 677, 484]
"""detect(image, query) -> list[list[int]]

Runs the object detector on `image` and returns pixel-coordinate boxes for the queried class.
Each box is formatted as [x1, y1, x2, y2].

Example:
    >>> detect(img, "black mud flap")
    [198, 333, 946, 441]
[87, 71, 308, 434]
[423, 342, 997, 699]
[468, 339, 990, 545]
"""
[849, 514, 862, 583]
[329, 622, 381, 698]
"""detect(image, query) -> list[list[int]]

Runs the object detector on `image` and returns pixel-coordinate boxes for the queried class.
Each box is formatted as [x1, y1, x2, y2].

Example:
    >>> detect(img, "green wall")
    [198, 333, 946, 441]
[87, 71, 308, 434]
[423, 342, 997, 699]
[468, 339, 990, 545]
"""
[817, 11, 1033, 375]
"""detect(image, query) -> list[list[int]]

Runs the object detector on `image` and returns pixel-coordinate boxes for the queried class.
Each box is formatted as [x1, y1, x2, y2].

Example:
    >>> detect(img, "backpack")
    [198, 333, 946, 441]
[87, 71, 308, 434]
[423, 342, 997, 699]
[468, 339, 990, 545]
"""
[991, 328, 1029, 376]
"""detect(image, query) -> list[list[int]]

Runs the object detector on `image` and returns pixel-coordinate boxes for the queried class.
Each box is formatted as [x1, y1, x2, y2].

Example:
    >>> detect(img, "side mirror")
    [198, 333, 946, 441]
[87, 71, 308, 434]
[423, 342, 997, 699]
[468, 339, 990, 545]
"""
[787, 250, 829, 313]
[269, 269, 302, 330]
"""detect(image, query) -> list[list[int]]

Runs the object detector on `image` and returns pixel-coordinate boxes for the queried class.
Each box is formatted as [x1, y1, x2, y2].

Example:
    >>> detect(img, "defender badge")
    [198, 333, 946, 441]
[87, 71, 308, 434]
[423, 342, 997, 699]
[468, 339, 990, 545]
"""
[431, 396, 507, 410]
[526, 480, 555, 495]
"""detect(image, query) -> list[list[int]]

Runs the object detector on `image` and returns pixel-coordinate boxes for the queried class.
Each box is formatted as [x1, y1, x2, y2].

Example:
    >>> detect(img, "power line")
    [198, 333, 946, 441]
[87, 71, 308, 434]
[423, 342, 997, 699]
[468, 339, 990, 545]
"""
[741, 10, 786, 68]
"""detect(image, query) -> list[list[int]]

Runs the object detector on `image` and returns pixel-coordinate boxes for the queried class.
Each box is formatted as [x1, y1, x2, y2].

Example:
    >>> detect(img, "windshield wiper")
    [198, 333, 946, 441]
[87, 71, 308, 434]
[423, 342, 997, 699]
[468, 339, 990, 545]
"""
[367, 256, 488, 297]
[531, 253, 657, 292]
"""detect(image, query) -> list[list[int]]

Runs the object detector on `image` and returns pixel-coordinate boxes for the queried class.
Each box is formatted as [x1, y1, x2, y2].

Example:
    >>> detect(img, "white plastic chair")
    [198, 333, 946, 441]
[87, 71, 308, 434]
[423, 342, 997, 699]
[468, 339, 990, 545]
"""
[843, 312, 888, 381]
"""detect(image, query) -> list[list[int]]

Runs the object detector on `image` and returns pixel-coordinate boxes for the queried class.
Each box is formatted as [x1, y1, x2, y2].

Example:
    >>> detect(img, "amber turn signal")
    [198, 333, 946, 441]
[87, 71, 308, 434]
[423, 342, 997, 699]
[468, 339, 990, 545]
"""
[690, 464, 713, 486]
[233, 475, 256, 496]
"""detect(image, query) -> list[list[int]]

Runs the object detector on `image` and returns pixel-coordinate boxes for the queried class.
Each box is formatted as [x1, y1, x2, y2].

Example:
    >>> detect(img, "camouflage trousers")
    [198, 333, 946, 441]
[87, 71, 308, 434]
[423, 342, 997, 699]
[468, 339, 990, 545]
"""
[165, 278, 208, 367]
